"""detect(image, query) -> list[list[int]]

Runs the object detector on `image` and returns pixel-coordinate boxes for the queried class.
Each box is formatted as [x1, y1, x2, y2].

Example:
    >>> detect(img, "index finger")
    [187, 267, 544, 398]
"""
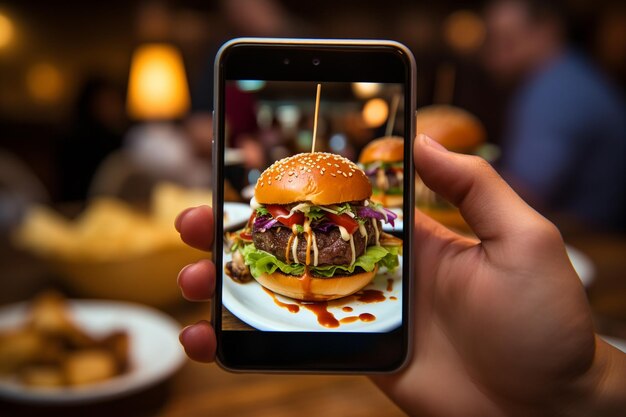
[175, 205, 214, 251]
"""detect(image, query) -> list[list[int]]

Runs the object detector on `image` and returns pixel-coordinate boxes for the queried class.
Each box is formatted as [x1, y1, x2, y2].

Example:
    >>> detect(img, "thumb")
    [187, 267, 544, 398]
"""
[414, 134, 546, 244]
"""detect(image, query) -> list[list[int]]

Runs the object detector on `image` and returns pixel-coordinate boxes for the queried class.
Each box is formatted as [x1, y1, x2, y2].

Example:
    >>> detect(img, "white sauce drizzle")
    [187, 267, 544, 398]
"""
[311, 231, 319, 266]
[371, 218, 380, 246]
[303, 218, 312, 265]
[292, 235, 299, 264]
[337, 226, 351, 241]
[349, 234, 356, 265]
[358, 221, 368, 241]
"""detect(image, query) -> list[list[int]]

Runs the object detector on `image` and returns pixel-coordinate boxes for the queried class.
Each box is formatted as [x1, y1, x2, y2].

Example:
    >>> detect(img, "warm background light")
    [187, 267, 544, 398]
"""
[25, 63, 64, 103]
[127, 43, 190, 120]
[351, 82, 382, 99]
[362, 98, 389, 127]
[0, 12, 15, 49]
[443, 10, 486, 54]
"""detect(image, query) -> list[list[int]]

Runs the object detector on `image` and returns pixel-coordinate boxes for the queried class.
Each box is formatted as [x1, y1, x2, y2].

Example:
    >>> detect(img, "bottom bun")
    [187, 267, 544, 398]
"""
[371, 193, 403, 208]
[254, 266, 378, 301]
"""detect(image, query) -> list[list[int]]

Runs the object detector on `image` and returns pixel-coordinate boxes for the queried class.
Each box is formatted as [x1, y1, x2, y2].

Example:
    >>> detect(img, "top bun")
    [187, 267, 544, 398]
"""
[255, 153, 372, 205]
[359, 136, 404, 164]
[416, 105, 486, 152]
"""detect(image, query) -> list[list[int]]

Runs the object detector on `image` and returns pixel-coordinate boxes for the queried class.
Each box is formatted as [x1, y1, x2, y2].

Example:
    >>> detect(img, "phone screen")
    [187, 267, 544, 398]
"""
[214, 40, 414, 371]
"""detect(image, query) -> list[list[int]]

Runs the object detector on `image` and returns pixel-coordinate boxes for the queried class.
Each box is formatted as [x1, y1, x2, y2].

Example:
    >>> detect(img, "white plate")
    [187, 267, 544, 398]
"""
[223, 252, 402, 332]
[224, 202, 252, 231]
[565, 245, 595, 288]
[0, 300, 185, 404]
[381, 207, 403, 232]
[601, 336, 626, 353]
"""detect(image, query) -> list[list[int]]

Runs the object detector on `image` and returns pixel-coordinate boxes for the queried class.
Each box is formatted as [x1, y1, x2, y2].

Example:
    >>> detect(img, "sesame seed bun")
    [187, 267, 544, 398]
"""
[416, 105, 486, 152]
[254, 266, 378, 301]
[359, 136, 404, 165]
[255, 153, 372, 205]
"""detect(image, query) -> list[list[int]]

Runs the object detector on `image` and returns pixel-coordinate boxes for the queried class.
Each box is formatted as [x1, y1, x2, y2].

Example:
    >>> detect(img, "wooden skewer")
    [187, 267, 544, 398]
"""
[311, 83, 321, 153]
[385, 93, 401, 137]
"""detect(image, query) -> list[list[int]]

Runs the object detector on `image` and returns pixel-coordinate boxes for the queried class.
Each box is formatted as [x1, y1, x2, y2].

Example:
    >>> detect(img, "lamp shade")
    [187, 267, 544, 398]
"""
[127, 43, 190, 120]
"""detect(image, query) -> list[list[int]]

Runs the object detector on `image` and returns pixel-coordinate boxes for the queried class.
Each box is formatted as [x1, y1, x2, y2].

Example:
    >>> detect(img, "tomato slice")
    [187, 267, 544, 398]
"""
[326, 213, 359, 234]
[265, 204, 304, 227]
[239, 231, 253, 241]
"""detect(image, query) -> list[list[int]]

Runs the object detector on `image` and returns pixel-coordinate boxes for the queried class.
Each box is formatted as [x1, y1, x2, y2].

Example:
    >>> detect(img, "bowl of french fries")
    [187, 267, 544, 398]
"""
[12, 183, 211, 307]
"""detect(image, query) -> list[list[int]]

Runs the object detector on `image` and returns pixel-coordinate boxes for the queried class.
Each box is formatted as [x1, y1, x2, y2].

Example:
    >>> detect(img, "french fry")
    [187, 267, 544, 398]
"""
[63, 350, 118, 386]
[98, 331, 130, 372]
[20, 365, 65, 387]
[0, 329, 43, 374]
[27, 291, 96, 348]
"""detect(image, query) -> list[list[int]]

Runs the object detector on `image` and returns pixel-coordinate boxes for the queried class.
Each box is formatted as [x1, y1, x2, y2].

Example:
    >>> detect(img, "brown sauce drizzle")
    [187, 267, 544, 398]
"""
[262, 288, 300, 313]
[261, 286, 387, 328]
[285, 234, 294, 263]
[359, 313, 376, 322]
[301, 302, 339, 328]
[390, 296, 397, 300]
[300, 267, 313, 300]
[386, 278, 394, 292]
[355, 289, 386, 303]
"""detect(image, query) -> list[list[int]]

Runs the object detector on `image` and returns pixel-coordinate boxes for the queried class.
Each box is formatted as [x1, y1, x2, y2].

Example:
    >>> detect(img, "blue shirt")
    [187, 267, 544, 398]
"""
[502, 51, 626, 232]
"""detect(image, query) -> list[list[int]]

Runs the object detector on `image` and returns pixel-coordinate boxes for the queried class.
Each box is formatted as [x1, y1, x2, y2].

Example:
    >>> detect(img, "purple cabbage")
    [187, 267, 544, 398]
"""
[253, 215, 278, 232]
[357, 206, 397, 226]
[311, 221, 335, 232]
[364, 167, 378, 176]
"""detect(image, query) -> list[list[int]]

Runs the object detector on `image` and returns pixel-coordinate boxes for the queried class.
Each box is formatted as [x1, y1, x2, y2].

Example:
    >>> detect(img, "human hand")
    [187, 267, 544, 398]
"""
[175, 135, 626, 416]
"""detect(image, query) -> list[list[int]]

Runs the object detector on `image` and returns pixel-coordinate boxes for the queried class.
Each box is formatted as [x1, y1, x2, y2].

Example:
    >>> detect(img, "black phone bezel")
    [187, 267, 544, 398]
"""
[213, 38, 415, 373]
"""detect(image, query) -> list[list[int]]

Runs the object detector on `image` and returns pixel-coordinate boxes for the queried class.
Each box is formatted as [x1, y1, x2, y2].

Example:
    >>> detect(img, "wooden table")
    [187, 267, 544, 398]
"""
[1, 227, 626, 417]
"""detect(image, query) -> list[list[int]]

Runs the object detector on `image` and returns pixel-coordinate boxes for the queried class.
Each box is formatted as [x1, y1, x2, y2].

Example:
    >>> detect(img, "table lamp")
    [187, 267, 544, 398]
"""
[125, 43, 193, 180]
[127, 43, 190, 120]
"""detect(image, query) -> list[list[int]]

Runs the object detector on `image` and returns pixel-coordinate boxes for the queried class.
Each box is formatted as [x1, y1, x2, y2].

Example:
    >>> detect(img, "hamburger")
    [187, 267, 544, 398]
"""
[415, 105, 486, 153]
[359, 136, 404, 208]
[415, 105, 486, 231]
[226, 152, 401, 301]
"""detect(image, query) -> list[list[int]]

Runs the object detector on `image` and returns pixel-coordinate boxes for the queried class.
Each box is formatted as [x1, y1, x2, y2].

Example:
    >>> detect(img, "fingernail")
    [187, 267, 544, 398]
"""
[175, 208, 194, 232]
[419, 134, 447, 152]
[177, 263, 195, 287]
[179, 324, 193, 345]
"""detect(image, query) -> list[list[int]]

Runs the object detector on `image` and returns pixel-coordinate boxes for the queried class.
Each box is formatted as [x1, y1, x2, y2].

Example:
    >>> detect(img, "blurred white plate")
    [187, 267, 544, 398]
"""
[601, 336, 626, 353]
[223, 253, 402, 332]
[224, 202, 252, 231]
[381, 208, 403, 233]
[565, 245, 595, 288]
[0, 300, 185, 404]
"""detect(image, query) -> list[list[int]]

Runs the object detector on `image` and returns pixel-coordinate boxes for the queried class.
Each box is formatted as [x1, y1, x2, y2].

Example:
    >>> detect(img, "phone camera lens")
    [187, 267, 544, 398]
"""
[283, 58, 290, 65]
[312, 58, 320, 66]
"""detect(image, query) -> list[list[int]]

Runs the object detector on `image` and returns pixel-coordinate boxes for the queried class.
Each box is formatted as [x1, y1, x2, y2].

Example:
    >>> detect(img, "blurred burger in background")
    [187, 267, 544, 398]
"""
[415, 105, 487, 231]
[358, 137, 404, 208]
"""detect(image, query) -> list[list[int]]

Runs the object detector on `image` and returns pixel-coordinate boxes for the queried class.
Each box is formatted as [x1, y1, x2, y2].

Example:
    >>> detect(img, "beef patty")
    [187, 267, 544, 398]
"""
[252, 219, 380, 266]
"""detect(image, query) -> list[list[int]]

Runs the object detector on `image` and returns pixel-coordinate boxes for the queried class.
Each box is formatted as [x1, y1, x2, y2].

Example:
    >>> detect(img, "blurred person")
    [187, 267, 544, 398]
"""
[484, 0, 626, 232]
[174, 135, 626, 416]
[60, 77, 127, 201]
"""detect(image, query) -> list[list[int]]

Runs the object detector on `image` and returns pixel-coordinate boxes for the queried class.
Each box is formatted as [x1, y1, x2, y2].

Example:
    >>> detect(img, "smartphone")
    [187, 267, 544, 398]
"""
[213, 38, 415, 372]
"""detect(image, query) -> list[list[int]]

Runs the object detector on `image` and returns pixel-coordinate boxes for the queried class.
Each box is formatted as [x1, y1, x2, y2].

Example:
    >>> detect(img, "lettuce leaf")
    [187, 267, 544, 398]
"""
[240, 243, 400, 278]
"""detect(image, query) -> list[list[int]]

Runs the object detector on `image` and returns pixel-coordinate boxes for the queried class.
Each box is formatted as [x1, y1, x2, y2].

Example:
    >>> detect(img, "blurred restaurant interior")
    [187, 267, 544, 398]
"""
[0, 0, 624, 415]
